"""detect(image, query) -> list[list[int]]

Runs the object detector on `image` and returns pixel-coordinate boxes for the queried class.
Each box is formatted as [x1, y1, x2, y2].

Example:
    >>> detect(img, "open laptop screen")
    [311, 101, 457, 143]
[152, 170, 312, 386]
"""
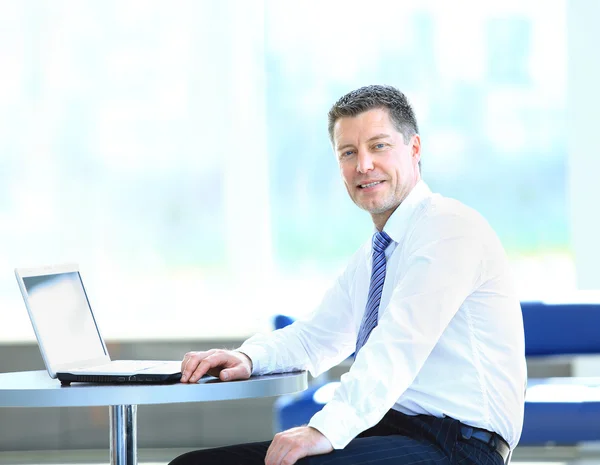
[22, 272, 107, 369]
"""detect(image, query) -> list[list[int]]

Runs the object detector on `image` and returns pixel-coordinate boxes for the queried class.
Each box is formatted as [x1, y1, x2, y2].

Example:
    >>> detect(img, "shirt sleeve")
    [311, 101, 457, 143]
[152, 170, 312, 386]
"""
[237, 252, 361, 378]
[308, 210, 485, 449]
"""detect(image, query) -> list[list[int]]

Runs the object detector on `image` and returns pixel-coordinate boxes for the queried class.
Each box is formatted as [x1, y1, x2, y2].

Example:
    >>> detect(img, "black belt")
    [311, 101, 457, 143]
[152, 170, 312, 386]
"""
[459, 425, 511, 464]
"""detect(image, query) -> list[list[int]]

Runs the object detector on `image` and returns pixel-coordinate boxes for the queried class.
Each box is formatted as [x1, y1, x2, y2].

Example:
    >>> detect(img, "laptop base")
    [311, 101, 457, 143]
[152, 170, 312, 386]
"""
[57, 372, 182, 385]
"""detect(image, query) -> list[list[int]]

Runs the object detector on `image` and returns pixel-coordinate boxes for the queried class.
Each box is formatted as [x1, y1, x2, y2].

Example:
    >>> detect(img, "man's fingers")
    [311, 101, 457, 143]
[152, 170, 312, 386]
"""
[187, 352, 232, 383]
[267, 442, 303, 465]
[281, 447, 304, 465]
[220, 363, 250, 381]
[180, 349, 251, 383]
[266, 427, 332, 465]
[266, 432, 298, 465]
[181, 353, 199, 382]
[265, 434, 285, 465]
[187, 357, 219, 383]
[180, 350, 214, 382]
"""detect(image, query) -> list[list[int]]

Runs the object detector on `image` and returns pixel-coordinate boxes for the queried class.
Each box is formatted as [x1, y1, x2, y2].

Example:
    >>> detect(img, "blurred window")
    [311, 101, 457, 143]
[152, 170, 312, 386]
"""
[0, 1, 571, 342]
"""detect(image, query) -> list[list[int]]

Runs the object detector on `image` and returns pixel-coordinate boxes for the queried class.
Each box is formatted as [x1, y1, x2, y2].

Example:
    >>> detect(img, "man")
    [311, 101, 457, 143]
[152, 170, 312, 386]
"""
[171, 85, 526, 465]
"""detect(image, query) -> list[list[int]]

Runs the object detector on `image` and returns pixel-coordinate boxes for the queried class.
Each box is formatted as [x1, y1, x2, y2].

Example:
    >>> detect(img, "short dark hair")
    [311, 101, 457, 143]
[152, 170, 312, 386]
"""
[328, 85, 420, 169]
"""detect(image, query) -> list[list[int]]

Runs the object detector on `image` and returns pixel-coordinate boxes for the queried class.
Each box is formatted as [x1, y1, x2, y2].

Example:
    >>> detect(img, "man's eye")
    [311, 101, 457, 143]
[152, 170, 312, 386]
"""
[341, 150, 354, 157]
[374, 143, 385, 149]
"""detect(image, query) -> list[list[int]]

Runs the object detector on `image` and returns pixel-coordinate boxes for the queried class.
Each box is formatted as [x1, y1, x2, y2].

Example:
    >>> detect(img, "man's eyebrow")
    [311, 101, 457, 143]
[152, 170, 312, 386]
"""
[336, 143, 355, 152]
[366, 133, 392, 142]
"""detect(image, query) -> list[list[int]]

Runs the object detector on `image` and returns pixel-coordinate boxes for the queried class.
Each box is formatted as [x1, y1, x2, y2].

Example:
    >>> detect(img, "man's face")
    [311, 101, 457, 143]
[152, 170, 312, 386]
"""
[333, 108, 421, 225]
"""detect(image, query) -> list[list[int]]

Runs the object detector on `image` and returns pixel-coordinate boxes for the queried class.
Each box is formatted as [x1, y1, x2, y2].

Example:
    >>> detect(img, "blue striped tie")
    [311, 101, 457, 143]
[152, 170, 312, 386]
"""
[355, 231, 392, 356]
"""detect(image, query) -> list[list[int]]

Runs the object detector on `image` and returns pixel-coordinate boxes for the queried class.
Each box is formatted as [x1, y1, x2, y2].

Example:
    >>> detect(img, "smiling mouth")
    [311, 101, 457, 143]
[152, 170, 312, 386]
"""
[358, 181, 384, 189]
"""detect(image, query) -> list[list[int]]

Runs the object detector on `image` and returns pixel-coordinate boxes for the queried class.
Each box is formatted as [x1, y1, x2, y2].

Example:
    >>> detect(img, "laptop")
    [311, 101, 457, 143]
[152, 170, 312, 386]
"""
[15, 263, 182, 385]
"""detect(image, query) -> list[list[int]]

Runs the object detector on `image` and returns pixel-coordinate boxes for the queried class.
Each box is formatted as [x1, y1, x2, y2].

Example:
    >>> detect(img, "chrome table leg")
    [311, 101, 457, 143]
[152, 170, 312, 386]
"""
[109, 405, 137, 465]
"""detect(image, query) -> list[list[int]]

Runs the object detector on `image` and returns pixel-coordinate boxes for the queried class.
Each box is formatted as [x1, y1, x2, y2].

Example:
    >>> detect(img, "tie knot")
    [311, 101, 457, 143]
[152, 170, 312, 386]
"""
[372, 231, 392, 254]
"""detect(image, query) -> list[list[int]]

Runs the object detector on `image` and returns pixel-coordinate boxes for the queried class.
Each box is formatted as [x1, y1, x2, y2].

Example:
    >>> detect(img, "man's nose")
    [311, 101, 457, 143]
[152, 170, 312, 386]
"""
[356, 150, 374, 173]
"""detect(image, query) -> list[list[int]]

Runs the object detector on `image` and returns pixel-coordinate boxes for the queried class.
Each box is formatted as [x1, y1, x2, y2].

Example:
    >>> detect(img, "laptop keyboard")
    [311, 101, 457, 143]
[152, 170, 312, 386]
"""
[71, 360, 172, 373]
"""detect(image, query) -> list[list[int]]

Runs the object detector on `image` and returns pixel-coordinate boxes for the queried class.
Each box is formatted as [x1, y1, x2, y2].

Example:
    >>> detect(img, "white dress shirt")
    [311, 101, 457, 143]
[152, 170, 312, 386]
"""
[238, 181, 526, 450]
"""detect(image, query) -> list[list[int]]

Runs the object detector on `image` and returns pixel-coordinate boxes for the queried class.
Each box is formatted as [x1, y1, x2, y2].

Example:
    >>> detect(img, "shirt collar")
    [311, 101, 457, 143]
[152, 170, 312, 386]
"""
[377, 180, 433, 245]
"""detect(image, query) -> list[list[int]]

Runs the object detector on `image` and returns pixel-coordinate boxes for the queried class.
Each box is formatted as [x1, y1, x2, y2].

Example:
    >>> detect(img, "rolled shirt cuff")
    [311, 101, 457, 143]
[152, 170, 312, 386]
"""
[236, 343, 270, 375]
[308, 399, 373, 449]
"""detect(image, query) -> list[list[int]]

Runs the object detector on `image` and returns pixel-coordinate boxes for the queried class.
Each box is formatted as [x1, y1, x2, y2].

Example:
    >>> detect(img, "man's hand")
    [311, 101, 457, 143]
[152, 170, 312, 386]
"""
[180, 349, 252, 383]
[265, 426, 333, 465]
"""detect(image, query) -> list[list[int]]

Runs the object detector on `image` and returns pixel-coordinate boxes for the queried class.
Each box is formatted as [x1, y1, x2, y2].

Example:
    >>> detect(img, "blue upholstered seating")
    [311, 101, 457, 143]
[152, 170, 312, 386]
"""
[519, 301, 600, 445]
[273, 301, 600, 446]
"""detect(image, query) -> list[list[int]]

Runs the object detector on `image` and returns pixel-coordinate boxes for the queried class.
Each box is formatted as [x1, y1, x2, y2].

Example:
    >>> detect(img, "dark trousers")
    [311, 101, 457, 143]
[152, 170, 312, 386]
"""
[169, 409, 504, 465]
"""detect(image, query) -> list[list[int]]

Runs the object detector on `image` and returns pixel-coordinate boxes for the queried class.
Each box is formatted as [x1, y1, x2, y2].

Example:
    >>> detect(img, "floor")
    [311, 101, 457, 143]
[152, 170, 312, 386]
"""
[1, 446, 600, 465]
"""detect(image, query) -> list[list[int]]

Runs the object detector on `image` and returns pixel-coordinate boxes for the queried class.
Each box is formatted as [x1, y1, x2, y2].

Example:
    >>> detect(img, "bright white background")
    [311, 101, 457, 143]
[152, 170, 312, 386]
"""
[1, 0, 596, 343]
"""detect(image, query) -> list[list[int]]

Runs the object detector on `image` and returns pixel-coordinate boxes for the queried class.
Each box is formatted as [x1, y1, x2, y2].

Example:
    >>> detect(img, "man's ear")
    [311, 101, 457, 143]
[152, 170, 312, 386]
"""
[411, 134, 421, 166]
